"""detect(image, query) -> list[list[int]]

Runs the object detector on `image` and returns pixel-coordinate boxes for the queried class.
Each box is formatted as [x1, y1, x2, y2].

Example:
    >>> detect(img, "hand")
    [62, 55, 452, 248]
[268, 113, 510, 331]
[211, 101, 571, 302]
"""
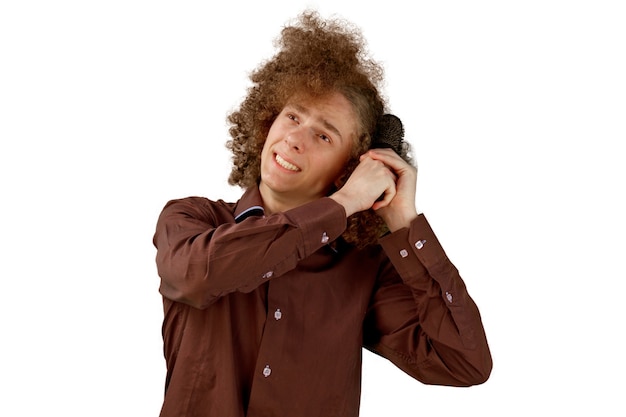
[330, 153, 397, 217]
[364, 149, 419, 232]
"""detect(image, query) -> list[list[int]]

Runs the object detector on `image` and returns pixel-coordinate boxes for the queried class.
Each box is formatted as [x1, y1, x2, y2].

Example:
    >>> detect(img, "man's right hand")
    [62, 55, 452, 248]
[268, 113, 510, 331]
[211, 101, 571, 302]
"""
[330, 154, 397, 217]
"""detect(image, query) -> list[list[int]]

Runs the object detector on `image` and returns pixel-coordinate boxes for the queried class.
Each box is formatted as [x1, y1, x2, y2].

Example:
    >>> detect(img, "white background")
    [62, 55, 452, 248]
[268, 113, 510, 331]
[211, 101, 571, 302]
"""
[1, 1, 625, 416]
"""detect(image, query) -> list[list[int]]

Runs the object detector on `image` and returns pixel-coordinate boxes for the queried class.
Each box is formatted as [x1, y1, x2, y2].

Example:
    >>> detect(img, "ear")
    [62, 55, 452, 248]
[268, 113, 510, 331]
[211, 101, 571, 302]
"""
[332, 164, 352, 190]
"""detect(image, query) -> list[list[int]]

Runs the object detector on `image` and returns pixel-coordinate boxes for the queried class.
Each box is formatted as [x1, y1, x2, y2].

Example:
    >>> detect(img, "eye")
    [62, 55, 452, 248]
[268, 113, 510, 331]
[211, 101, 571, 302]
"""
[286, 113, 298, 123]
[319, 133, 331, 143]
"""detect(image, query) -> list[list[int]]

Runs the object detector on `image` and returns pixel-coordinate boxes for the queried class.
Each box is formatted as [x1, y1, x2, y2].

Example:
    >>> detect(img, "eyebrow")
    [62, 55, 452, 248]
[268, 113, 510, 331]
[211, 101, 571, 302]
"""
[289, 103, 344, 141]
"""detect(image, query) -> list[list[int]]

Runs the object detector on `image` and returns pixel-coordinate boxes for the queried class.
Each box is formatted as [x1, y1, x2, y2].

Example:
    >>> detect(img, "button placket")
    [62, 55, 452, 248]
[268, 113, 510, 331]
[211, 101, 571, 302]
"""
[256, 276, 287, 386]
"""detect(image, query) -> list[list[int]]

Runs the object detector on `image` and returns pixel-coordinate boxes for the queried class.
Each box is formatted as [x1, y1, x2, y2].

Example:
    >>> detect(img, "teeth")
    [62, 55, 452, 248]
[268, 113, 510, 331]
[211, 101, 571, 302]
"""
[275, 154, 300, 171]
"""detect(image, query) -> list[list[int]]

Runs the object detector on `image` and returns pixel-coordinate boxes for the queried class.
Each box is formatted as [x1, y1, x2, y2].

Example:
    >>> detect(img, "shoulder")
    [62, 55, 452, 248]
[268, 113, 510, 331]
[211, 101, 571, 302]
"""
[160, 196, 238, 223]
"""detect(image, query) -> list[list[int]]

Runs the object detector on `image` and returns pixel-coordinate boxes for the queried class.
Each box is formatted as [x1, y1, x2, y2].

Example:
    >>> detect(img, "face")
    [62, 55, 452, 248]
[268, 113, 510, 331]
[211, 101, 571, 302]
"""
[259, 92, 358, 212]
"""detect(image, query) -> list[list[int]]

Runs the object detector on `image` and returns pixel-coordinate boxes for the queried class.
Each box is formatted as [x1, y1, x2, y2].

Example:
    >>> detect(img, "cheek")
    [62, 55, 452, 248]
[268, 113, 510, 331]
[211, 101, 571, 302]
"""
[260, 140, 269, 156]
[260, 135, 275, 157]
[323, 155, 349, 182]
[259, 143, 273, 175]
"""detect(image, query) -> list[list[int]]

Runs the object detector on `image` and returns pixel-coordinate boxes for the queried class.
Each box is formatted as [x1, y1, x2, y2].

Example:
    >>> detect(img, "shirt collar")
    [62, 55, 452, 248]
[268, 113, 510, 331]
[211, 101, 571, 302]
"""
[234, 187, 265, 223]
[232, 186, 348, 254]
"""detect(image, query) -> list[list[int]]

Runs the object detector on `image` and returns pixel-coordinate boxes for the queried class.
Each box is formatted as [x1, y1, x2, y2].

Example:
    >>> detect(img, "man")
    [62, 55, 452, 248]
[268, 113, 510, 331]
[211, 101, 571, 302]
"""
[153, 11, 491, 417]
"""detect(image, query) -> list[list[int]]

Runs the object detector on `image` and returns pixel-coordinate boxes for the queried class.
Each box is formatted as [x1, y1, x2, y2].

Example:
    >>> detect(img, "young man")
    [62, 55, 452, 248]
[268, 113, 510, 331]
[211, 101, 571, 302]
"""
[153, 11, 491, 417]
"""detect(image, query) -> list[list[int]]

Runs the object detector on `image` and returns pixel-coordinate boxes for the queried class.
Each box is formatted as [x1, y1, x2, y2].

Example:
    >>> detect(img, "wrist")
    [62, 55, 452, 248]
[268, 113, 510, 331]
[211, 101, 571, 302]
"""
[329, 192, 357, 217]
[383, 210, 419, 233]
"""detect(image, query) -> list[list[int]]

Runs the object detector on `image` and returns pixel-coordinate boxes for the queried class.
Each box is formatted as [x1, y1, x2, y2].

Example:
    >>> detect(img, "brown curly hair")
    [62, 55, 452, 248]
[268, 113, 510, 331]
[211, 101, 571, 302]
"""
[226, 11, 401, 248]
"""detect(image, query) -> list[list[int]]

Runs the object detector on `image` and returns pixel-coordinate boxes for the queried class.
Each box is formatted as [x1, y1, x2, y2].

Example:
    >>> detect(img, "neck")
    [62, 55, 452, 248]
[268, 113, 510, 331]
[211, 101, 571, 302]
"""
[259, 183, 314, 215]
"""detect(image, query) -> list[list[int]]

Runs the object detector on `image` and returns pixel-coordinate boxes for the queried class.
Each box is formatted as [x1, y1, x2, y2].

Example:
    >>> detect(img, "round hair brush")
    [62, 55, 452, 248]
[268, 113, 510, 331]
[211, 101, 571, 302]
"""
[371, 114, 404, 155]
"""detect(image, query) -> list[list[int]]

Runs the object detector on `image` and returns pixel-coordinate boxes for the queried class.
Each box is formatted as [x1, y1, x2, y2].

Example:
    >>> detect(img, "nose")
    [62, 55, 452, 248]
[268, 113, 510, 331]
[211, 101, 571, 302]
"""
[285, 128, 308, 153]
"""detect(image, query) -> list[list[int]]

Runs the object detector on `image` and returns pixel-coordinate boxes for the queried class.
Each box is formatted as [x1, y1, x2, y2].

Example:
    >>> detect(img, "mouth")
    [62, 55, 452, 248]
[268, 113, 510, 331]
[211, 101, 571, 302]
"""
[275, 153, 301, 172]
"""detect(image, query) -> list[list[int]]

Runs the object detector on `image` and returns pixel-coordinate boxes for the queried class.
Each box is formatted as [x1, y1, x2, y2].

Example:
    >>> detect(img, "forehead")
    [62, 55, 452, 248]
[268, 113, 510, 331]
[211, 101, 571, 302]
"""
[284, 92, 359, 139]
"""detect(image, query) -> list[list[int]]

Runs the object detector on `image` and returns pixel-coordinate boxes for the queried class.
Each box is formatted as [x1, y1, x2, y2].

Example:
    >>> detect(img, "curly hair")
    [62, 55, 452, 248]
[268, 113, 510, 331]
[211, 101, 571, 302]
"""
[226, 11, 408, 248]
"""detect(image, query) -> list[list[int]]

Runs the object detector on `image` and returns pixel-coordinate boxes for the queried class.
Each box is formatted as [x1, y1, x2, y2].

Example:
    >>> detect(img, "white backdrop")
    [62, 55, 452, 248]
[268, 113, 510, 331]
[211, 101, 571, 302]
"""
[1, 1, 625, 416]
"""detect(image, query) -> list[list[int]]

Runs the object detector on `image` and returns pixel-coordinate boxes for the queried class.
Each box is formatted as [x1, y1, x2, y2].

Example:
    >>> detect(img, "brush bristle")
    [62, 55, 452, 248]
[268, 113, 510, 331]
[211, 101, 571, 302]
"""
[372, 114, 404, 154]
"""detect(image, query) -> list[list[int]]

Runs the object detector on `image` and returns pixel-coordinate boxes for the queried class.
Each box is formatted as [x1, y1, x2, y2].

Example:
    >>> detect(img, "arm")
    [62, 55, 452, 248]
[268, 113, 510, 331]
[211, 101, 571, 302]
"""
[330, 149, 418, 231]
[365, 216, 492, 386]
[153, 195, 346, 309]
[334, 148, 491, 385]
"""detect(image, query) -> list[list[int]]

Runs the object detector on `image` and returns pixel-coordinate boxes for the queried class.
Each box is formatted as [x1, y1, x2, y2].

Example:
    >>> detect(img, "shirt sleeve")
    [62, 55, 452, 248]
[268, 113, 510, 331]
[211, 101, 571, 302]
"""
[153, 197, 347, 309]
[364, 214, 492, 386]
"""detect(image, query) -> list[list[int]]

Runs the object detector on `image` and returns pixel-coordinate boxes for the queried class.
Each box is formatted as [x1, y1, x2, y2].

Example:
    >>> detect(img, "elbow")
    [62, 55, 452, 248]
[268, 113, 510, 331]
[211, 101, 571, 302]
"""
[441, 363, 491, 388]
[436, 344, 493, 387]
[157, 262, 215, 310]
[460, 350, 493, 387]
[475, 343, 493, 385]
[459, 331, 493, 386]
[159, 277, 212, 310]
[466, 361, 492, 386]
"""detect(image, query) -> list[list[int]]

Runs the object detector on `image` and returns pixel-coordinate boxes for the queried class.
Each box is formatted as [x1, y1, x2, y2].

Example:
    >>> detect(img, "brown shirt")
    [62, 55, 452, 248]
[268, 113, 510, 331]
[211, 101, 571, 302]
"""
[153, 187, 492, 417]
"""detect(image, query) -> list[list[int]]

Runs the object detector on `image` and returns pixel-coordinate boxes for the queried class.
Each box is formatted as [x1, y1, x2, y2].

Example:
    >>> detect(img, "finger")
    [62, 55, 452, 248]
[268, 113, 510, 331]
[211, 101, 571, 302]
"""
[371, 168, 397, 210]
[372, 183, 396, 210]
[366, 149, 409, 172]
[359, 152, 373, 162]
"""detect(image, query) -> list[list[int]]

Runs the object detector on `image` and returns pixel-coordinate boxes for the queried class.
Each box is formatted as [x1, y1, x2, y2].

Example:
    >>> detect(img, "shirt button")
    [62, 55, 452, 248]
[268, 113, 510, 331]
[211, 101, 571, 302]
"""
[445, 291, 453, 303]
[400, 249, 408, 258]
[263, 365, 272, 377]
[262, 271, 273, 279]
[274, 308, 282, 320]
[321, 232, 329, 244]
[415, 239, 426, 250]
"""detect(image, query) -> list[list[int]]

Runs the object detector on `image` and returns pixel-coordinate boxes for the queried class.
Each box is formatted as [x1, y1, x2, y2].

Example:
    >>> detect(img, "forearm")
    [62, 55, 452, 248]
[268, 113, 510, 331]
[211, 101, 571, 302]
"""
[371, 214, 492, 385]
[154, 197, 347, 308]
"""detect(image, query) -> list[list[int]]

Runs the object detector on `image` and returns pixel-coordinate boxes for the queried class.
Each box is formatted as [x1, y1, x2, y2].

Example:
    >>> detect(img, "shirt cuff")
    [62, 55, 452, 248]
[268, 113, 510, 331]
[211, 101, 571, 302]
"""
[379, 214, 449, 282]
[284, 197, 347, 256]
